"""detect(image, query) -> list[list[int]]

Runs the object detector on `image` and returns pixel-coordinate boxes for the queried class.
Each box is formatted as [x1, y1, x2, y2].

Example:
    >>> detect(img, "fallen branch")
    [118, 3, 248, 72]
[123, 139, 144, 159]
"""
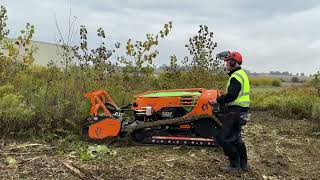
[62, 161, 96, 180]
[8, 143, 45, 150]
[0, 152, 38, 155]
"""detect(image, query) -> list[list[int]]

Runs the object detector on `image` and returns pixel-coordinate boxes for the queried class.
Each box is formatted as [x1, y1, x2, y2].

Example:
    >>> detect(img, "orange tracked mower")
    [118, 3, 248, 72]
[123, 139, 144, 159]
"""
[82, 88, 224, 146]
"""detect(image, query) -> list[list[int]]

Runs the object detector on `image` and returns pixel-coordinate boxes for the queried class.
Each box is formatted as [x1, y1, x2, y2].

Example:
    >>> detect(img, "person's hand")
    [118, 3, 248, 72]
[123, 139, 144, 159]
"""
[208, 99, 217, 106]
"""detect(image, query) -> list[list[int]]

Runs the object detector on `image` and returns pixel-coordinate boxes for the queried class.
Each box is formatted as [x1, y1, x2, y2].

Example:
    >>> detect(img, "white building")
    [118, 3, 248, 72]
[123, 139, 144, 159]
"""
[2, 39, 74, 66]
[30, 40, 65, 66]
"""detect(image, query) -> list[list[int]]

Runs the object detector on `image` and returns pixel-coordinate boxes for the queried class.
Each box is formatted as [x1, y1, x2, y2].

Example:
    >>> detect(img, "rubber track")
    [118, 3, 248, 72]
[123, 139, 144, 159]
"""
[123, 115, 222, 144]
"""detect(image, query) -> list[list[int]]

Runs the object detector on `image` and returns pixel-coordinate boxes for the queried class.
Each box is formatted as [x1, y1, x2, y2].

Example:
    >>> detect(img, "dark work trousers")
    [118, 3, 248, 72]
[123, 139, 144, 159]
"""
[216, 106, 248, 167]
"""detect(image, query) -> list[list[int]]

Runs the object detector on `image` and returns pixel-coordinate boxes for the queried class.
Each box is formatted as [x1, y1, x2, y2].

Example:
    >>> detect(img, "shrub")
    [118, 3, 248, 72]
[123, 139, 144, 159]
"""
[0, 92, 35, 135]
[0, 84, 14, 96]
[291, 77, 300, 83]
[312, 102, 320, 121]
[252, 86, 320, 123]
[272, 79, 281, 87]
[308, 74, 320, 96]
[250, 76, 282, 87]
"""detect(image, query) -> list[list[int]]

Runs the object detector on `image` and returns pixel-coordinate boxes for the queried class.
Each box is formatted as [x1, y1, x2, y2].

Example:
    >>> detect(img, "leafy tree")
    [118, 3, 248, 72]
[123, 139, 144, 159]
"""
[312, 70, 320, 96]
[0, 5, 36, 84]
[157, 54, 182, 89]
[291, 77, 300, 83]
[183, 25, 221, 72]
[119, 21, 172, 77]
[0, 5, 9, 42]
[73, 25, 120, 91]
[167, 54, 179, 74]
[315, 71, 320, 80]
[180, 25, 226, 89]
[89, 27, 120, 82]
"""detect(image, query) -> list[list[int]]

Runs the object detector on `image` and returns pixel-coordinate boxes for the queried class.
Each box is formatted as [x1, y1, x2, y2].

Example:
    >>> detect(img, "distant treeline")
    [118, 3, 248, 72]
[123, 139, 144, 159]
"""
[248, 71, 307, 77]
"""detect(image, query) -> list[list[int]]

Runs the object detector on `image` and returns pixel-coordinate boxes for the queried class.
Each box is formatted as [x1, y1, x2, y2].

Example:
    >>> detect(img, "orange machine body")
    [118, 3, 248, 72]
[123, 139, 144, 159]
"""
[133, 88, 222, 116]
[132, 88, 222, 129]
[84, 88, 222, 139]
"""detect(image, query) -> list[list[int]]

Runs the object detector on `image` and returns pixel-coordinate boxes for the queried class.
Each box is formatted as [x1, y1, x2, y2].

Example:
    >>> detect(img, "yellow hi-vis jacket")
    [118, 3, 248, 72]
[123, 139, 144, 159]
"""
[226, 69, 250, 107]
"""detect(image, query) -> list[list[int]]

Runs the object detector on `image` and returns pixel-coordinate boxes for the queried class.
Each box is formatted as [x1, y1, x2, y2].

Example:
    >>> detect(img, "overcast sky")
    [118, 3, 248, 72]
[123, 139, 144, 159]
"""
[2, 0, 320, 75]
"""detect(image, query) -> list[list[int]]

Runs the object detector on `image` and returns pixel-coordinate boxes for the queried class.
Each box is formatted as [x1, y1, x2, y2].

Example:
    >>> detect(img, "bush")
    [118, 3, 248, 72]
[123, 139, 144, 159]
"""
[312, 102, 320, 121]
[252, 86, 320, 122]
[291, 77, 300, 83]
[0, 91, 35, 135]
[307, 75, 320, 96]
[272, 79, 281, 87]
[0, 84, 14, 96]
[250, 76, 282, 87]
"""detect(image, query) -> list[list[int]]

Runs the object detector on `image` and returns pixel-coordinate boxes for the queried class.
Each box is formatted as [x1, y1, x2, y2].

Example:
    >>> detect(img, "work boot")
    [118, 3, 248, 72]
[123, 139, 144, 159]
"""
[220, 157, 241, 172]
[238, 141, 248, 172]
[240, 161, 248, 172]
[220, 164, 241, 172]
[239, 154, 248, 171]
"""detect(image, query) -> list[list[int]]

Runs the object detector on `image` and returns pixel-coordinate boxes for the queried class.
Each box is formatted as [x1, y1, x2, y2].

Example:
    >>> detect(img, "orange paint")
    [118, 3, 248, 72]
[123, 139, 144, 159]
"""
[84, 90, 118, 116]
[133, 88, 223, 118]
[88, 118, 121, 139]
[179, 124, 191, 129]
[84, 88, 223, 140]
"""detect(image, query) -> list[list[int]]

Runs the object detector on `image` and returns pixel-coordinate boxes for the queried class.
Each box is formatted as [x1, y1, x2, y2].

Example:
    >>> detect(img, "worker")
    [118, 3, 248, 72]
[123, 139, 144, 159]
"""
[209, 51, 250, 172]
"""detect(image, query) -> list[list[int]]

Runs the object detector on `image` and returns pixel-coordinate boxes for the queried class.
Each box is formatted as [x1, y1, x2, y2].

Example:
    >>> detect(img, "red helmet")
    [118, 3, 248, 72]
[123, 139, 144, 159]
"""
[225, 51, 243, 65]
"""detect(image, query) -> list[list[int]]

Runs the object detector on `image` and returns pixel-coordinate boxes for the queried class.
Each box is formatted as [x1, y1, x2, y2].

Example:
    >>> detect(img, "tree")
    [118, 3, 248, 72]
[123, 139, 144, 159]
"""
[282, 71, 289, 76]
[118, 21, 173, 77]
[73, 25, 120, 90]
[0, 5, 10, 82]
[179, 25, 226, 89]
[0, 5, 36, 84]
[183, 25, 221, 73]
[167, 54, 179, 74]
[313, 71, 320, 96]
[315, 71, 320, 80]
[54, 9, 77, 99]
[291, 77, 300, 83]
[0, 5, 9, 42]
